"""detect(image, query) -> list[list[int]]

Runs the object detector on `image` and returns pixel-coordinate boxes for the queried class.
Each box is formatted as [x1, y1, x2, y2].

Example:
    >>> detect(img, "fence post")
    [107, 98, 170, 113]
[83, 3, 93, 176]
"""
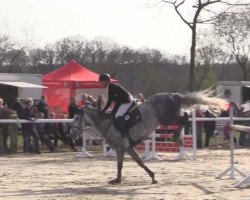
[0, 127, 3, 154]
[9, 123, 18, 154]
[191, 109, 197, 160]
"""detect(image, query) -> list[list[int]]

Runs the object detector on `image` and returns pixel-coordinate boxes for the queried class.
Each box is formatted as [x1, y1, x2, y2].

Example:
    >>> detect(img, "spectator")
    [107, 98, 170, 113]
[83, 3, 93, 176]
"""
[10, 97, 23, 118]
[78, 93, 88, 108]
[87, 95, 97, 108]
[36, 112, 55, 153]
[21, 98, 41, 154]
[203, 110, 216, 148]
[220, 101, 238, 145]
[36, 95, 49, 119]
[1, 98, 8, 108]
[97, 94, 106, 109]
[195, 107, 203, 148]
[238, 101, 250, 146]
[68, 97, 79, 119]
[58, 113, 75, 150]
[0, 98, 10, 153]
[44, 112, 59, 147]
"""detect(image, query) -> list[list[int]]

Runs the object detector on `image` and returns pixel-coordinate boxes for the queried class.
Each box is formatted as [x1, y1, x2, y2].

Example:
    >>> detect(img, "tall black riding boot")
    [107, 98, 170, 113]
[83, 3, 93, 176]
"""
[115, 116, 128, 138]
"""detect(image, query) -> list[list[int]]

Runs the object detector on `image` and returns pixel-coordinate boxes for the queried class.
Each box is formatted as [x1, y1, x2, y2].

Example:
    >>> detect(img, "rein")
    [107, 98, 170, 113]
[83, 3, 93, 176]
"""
[70, 113, 102, 141]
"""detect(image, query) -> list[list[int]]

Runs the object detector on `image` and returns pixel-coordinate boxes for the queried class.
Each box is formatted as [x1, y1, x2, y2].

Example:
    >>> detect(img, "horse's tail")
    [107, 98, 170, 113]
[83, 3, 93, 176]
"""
[181, 89, 228, 116]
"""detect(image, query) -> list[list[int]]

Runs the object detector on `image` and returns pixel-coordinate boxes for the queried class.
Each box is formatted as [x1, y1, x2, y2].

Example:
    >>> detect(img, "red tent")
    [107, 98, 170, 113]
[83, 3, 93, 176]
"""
[43, 60, 117, 114]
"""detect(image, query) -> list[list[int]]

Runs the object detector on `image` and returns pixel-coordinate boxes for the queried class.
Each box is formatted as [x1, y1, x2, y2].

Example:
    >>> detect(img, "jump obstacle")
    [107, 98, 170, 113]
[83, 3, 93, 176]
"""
[215, 108, 250, 188]
[136, 125, 193, 161]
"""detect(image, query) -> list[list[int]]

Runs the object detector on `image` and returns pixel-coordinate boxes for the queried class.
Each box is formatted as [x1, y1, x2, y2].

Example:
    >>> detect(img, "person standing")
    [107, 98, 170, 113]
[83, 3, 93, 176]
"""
[44, 112, 59, 146]
[68, 97, 79, 119]
[21, 98, 41, 154]
[195, 108, 204, 148]
[97, 94, 106, 109]
[36, 95, 49, 119]
[58, 113, 75, 150]
[10, 97, 23, 118]
[203, 110, 216, 148]
[36, 112, 55, 153]
[78, 93, 89, 108]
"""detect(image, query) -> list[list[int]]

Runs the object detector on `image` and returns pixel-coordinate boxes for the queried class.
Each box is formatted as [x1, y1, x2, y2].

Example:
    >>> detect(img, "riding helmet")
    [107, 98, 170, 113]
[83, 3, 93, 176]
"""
[99, 73, 111, 82]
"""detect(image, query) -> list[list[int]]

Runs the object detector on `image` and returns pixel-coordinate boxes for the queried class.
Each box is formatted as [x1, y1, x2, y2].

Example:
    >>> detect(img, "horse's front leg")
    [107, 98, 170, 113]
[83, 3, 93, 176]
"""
[108, 148, 125, 184]
[126, 147, 157, 184]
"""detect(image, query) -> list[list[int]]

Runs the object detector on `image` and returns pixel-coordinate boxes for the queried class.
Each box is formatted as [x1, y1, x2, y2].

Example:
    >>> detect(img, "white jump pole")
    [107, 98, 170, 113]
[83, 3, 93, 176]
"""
[190, 109, 197, 160]
[235, 172, 250, 188]
[141, 139, 151, 160]
[75, 131, 93, 158]
[103, 140, 116, 157]
[145, 131, 162, 161]
[233, 125, 250, 187]
[175, 127, 190, 160]
[215, 108, 246, 179]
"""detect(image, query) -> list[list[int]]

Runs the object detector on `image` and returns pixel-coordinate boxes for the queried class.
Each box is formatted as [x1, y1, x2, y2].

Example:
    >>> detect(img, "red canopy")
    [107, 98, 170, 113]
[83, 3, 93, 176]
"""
[42, 60, 117, 115]
[43, 60, 118, 88]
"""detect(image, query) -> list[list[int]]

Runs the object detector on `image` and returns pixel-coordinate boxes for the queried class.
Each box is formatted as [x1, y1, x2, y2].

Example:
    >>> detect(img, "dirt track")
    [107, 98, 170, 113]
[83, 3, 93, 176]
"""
[0, 148, 250, 200]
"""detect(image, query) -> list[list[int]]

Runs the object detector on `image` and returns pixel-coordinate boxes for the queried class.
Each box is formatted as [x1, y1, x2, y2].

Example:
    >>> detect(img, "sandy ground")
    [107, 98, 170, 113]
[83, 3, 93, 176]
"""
[0, 146, 250, 200]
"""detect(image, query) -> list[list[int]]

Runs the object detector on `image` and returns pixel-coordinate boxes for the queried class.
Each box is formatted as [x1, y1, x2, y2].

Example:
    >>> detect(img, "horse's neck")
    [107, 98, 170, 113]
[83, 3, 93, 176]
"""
[87, 111, 112, 137]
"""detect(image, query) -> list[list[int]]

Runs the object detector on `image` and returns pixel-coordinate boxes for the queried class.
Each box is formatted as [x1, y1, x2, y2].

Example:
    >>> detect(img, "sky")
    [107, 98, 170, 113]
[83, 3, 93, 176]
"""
[0, 0, 193, 55]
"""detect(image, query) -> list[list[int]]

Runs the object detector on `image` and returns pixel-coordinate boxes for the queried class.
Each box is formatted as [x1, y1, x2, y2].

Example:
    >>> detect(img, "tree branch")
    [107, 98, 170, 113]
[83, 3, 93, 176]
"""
[162, 0, 193, 29]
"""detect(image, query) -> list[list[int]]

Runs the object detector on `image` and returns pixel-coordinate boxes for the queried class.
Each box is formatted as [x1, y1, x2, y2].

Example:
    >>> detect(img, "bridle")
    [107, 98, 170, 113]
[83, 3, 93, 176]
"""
[70, 112, 102, 141]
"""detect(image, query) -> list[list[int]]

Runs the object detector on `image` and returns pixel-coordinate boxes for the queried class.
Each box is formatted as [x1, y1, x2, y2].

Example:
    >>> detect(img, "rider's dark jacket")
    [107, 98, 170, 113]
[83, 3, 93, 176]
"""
[103, 82, 130, 115]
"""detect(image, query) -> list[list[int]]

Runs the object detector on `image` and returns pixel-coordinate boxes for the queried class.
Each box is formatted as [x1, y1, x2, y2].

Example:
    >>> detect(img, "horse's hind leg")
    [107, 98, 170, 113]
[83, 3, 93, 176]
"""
[126, 147, 157, 184]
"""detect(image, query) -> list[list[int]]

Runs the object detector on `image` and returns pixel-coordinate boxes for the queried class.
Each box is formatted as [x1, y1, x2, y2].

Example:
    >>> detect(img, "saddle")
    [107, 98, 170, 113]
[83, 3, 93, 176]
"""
[123, 100, 142, 130]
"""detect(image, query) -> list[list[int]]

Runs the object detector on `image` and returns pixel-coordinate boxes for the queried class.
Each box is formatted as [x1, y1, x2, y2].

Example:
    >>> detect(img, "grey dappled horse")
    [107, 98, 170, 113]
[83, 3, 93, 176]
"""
[70, 91, 227, 184]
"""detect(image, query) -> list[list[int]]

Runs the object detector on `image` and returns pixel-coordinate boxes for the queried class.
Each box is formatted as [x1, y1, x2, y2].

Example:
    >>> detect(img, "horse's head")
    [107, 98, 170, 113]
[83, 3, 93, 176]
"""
[70, 107, 112, 143]
[69, 108, 102, 142]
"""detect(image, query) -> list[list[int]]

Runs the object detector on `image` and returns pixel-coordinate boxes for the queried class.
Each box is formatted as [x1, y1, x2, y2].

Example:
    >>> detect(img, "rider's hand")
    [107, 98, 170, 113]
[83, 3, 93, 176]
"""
[30, 117, 37, 122]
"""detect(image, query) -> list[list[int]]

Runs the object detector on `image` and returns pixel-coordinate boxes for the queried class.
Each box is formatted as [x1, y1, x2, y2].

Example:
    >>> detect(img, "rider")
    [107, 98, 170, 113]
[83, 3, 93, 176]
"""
[98, 73, 134, 138]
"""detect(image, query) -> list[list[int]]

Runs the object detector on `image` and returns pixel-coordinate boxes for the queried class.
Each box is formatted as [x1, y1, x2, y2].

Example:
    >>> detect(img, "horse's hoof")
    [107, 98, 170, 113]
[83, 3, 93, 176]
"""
[108, 179, 121, 185]
[152, 180, 158, 184]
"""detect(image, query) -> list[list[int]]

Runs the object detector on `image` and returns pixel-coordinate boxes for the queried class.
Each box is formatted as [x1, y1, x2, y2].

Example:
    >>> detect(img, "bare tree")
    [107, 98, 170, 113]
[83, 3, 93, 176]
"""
[28, 44, 58, 74]
[54, 36, 87, 65]
[195, 29, 232, 88]
[213, 6, 250, 80]
[152, 0, 250, 91]
[0, 34, 13, 71]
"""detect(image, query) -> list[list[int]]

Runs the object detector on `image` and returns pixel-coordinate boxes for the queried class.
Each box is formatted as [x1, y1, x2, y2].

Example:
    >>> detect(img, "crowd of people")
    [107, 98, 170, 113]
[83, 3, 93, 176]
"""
[193, 101, 250, 149]
[0, 89, 145, 154]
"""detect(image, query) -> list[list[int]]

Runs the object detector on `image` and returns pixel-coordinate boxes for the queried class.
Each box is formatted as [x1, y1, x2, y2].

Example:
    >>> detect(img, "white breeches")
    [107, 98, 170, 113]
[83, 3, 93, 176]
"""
[115, 96, 134, 118]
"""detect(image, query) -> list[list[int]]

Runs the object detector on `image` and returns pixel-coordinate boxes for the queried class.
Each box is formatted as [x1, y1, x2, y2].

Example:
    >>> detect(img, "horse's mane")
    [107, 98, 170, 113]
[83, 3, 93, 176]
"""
[83, 107, 112, 121]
